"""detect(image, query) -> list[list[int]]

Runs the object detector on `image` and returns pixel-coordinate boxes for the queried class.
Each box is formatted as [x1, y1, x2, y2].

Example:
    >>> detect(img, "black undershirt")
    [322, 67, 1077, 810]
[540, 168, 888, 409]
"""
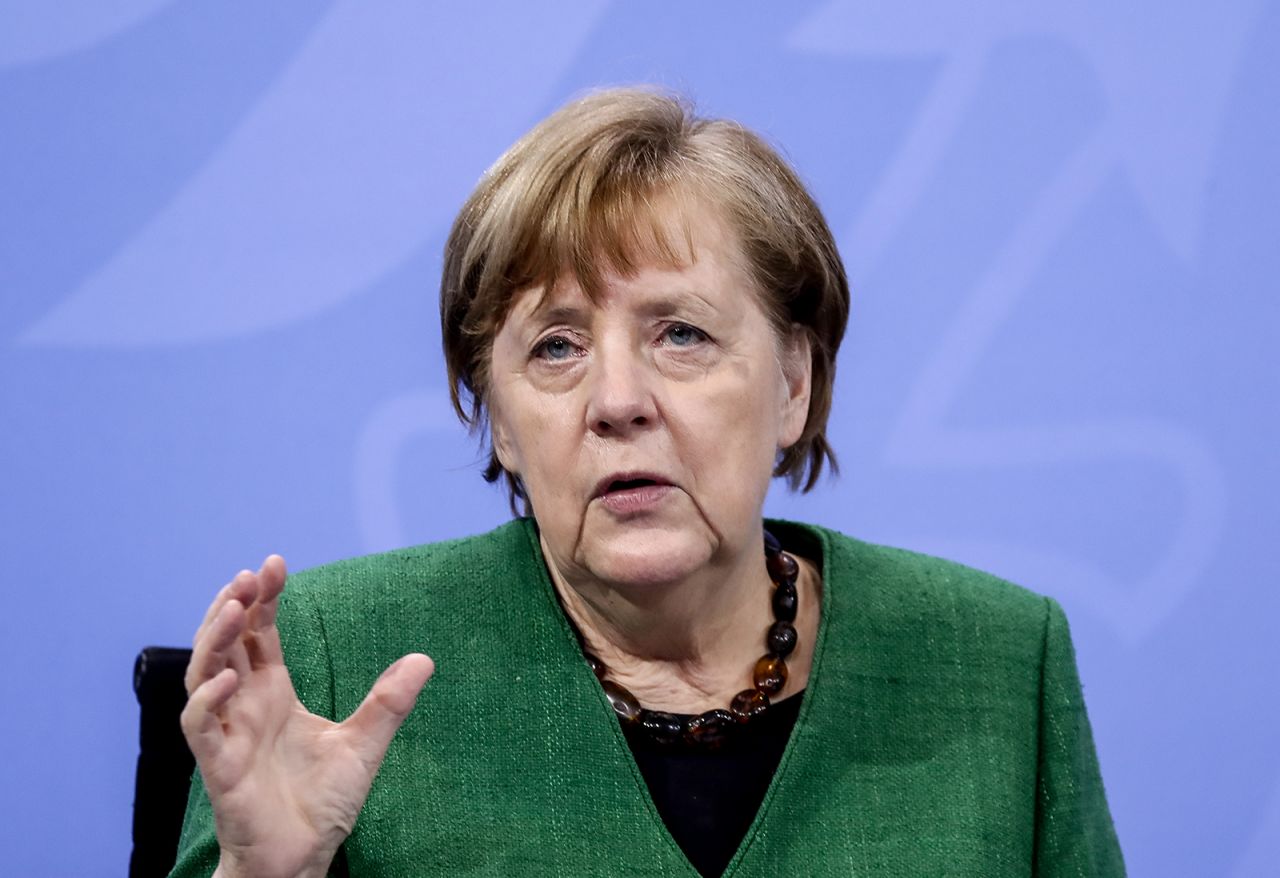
[621, 692, 804, 878]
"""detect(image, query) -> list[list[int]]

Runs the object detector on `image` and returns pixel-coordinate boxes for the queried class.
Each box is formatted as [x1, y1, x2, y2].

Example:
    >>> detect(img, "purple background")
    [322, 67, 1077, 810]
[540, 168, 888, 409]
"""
[1, 2, 1276, 874]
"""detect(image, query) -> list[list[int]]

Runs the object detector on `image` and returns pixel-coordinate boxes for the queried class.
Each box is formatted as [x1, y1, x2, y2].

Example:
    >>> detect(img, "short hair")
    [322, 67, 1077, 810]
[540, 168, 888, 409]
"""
[440, 87, 850, 511]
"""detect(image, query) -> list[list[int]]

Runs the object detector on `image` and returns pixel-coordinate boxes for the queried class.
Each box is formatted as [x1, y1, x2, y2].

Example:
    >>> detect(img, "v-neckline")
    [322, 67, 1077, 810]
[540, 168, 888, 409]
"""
[519, 517, 837, 877]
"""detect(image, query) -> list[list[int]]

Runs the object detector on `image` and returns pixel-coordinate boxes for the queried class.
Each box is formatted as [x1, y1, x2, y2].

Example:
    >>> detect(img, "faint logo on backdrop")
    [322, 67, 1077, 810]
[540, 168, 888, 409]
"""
[788, 0, 1255, 643]
[353, 389, 455, 553]
[792, 0, 1260, 269]
[0, 0, 178, 67]
[16, 0, 609, 346]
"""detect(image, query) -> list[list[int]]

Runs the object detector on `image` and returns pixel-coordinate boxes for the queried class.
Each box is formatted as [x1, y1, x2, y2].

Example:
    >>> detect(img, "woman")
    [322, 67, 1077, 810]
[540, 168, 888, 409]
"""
[172, 88, 1124, 877]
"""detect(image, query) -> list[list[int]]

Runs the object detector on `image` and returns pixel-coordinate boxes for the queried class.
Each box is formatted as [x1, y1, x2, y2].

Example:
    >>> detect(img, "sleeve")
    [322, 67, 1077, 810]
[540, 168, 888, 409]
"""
[167, 578, 347, 878]
[1033, 597, 1126, 877]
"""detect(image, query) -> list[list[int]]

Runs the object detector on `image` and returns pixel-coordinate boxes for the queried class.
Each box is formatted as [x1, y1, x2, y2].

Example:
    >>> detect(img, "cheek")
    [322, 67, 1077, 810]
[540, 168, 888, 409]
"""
[675, 364, 783, 487]
[495, 388, 582, 481]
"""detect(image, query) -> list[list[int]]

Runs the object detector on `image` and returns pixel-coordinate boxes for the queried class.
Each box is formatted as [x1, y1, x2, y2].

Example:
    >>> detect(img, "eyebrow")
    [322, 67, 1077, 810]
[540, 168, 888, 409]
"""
[527, 291, 716, 324]
[636, 292, 716, 319]
[530, 304, 591, 326]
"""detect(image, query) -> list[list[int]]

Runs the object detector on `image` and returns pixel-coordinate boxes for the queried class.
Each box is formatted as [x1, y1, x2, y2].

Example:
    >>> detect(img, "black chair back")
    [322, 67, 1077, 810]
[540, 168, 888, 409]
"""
[130, 646, 195, 878]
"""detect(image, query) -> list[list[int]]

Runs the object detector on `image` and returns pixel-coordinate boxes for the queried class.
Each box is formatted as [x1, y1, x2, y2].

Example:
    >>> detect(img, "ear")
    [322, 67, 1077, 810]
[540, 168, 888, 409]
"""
[778, 325, 812, 449]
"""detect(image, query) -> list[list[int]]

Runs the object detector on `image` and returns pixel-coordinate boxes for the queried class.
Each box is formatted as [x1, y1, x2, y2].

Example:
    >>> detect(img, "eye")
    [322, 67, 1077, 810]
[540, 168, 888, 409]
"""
[662, 323, 707, 347]
[532, 335, 580, 361]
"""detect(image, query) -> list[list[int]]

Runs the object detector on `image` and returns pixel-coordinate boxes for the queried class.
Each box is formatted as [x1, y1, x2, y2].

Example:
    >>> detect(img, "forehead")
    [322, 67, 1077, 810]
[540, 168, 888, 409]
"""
[503, 199, 756, 325]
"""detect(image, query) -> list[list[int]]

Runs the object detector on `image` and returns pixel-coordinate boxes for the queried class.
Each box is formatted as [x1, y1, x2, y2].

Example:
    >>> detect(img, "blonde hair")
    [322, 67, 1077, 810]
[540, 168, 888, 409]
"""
[440, 87, 850, 511]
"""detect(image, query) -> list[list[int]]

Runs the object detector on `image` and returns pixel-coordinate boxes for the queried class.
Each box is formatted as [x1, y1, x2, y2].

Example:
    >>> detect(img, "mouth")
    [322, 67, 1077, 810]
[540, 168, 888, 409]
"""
[592, 472, 674, 499]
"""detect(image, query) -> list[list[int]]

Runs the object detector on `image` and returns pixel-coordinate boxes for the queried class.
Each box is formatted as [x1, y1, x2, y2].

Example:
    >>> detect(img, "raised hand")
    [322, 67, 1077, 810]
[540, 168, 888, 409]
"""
[181, 556, 434, 878]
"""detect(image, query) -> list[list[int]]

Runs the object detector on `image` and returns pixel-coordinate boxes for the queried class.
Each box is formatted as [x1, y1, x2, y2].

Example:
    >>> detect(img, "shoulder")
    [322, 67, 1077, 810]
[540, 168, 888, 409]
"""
[770, 519, 1053, 666]
[835, 528, 1046, 622]
[774, 518, 1047, 615]
[282, 517, 540, 609]
[274, 518, 546, 671]
[272, 517, 558, 717]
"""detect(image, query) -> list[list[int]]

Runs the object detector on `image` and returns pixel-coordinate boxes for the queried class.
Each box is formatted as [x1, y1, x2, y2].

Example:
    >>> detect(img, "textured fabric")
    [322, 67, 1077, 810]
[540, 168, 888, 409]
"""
[171, 518, 1125, 877]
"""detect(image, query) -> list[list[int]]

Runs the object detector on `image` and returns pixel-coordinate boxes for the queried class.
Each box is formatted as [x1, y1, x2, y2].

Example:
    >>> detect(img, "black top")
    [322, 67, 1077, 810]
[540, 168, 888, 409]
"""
[622, 692, 805, 878]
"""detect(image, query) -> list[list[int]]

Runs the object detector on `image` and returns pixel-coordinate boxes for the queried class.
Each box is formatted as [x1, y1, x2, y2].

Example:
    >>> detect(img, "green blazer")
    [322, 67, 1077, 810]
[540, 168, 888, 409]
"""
[172, 518, 1125, 876]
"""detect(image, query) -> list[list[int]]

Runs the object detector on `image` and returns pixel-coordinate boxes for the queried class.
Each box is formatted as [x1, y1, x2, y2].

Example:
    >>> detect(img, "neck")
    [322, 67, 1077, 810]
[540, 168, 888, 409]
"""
[541, 531, 819, 714]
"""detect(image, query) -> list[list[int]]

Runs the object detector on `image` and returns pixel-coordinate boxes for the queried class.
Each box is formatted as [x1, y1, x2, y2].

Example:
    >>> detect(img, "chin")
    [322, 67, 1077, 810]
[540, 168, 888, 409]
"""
[579, 524, 713, 589]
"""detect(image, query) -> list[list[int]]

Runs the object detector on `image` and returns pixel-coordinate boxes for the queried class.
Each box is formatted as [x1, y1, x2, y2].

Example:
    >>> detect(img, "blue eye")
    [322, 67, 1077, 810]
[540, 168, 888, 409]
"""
[534, 336, 577, 360]
[664, 324, 706, 347]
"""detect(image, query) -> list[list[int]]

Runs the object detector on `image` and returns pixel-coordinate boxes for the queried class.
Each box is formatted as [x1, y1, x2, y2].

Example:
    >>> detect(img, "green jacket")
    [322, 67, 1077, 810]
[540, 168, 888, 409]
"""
[172, 518, 1124, 876]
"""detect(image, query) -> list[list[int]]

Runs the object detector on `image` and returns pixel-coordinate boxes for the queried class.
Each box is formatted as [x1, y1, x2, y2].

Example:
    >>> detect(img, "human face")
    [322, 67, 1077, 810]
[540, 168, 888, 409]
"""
[486, 206, 811, 591]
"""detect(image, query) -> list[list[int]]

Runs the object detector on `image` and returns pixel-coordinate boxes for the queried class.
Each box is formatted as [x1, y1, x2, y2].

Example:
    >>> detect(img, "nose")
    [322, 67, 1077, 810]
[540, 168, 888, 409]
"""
[584, 339, 658, 438]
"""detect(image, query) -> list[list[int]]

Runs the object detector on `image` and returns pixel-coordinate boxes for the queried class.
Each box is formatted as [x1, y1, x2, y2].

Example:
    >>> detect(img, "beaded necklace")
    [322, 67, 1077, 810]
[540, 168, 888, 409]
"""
[576, 530, 800, 750]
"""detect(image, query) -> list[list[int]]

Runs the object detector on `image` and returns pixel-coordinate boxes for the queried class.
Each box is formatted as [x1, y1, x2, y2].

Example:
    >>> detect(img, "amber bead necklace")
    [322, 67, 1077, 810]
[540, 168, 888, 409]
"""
[575, 530, 800, 750]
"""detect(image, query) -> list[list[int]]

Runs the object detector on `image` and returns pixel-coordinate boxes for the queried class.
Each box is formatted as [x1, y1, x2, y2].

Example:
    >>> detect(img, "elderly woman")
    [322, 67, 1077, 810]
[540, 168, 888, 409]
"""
[171, 89, 1124, 877]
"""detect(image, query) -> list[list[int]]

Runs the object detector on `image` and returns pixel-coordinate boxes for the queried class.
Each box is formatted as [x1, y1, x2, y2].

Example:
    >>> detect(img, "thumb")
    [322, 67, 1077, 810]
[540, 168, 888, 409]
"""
[342, 653, 435, 766]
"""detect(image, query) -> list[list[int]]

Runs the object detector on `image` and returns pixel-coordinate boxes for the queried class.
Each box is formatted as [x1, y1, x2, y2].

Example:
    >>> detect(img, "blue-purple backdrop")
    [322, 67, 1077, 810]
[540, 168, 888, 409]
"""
[2, 2, 1277, 875]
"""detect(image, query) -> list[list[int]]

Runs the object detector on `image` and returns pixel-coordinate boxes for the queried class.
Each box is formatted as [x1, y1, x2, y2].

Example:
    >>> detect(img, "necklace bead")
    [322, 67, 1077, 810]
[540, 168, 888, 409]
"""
[772, 581, 799, 623]
[685, 709, 735, 748]
[730, 688, 770, 721]
[585, 653, 607, 680]
[640, 711, 685, 746]
[601, 680, 641, 722]
[766, 550, 799, 582]
[767, 620, 799, 657]
[752, 655, 788, 695]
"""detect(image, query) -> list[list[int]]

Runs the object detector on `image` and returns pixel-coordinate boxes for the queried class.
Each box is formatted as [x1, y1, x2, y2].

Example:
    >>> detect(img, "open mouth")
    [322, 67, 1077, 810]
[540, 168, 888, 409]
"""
[608, 477, 660, 492]
[593, 472, 673, 501]
[595, 475, 674, 513]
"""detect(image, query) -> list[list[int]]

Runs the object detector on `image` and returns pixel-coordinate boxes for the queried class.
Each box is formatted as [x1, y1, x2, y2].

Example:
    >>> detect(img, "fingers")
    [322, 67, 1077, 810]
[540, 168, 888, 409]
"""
[179, 556, 293, 795]
[180, 667, 238, 763]
[188, 556, 290, 693]
[242, 555, 288, 669]
[248, 555, 287, 631]
[186, 598, 251, 695]
[193, 571, 259, 648]
[342, 654, 435, 767]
